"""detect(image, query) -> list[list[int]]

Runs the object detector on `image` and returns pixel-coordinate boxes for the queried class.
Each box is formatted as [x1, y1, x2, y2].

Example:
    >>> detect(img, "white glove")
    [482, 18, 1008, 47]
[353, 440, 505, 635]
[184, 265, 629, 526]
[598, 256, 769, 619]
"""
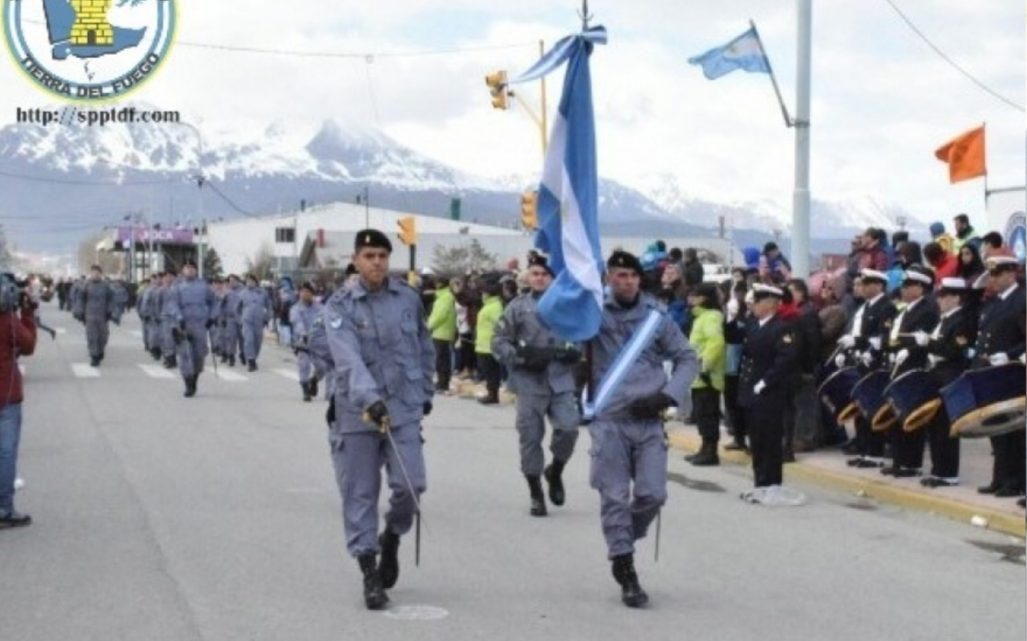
[913, 331, 929, 347]
[754, 380, 767, 395]
[834, 353, 846, 369]
[895, 349, 909, 367]
[860, 351, 874, 368]
[838, 335, 855, 349]
[989, 352, 1010, 366]
[868, 337, 882, 351]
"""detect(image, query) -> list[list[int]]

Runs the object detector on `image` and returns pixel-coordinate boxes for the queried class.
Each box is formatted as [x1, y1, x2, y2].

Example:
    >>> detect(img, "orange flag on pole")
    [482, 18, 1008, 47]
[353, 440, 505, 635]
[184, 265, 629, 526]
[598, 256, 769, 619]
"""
[934, 125, 986, 183]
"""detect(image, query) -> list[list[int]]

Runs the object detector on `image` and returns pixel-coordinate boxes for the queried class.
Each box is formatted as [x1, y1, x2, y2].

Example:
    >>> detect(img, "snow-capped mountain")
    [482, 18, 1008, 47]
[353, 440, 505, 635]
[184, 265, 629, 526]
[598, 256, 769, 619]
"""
[635, 172, 925, 239]
[0, 105, 903, 257]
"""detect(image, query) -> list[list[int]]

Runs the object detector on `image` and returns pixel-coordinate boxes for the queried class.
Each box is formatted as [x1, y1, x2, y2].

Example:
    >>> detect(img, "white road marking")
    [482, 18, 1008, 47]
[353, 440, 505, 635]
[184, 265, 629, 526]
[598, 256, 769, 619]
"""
[18, 364, 24, 375]
[71, 363, 100, 378]
[215, 370, 248, 382]
[384, 606, 450, 621]
[138, 364, 176, 379]
[130, 329, 143, 338]
[55, 327, 67, 334]
[273, 368, 300, 382]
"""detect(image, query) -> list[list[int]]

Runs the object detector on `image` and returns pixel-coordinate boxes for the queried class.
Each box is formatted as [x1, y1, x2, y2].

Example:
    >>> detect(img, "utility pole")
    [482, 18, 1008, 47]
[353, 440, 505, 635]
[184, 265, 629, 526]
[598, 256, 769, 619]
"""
[792, 0, 812, 278]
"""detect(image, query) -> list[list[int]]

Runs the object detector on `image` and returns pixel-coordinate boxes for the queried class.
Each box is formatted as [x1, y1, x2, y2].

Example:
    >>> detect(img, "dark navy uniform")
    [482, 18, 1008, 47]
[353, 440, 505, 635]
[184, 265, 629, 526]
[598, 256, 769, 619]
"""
[738, 309, 797, 487]
[920, 301, 975, 484]
[882, 283, 940, 475]
[972, 278, 1026, 496]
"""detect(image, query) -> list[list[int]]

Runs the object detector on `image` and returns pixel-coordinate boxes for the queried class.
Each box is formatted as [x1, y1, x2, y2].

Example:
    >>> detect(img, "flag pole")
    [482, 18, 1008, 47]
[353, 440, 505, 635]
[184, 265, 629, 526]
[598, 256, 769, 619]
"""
[982, 121, 990, 209]
[791, 0, 813, 280]
[750, 19, 793, 128]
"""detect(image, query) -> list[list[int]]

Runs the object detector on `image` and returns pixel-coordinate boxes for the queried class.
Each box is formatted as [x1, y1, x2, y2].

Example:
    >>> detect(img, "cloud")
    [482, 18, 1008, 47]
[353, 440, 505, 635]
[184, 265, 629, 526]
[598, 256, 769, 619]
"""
[0, 0, 1022, 235]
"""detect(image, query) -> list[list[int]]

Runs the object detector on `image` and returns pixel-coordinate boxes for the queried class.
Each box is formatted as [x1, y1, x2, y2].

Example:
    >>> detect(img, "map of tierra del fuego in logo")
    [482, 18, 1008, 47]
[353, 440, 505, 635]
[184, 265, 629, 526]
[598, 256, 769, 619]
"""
[3, 0, 175, 100]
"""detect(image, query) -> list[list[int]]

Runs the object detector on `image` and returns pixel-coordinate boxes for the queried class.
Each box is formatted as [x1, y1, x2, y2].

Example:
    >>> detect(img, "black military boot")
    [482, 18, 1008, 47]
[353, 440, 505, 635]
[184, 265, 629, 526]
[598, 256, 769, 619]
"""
[357, 554, 388, 610]
[248, 359, 258, 372]
[689, 440, 719, 466]
[90, 356, 100, 367]
[310, 377, 319, 397]
[544, 460, 566, 506]
[227, 355, 235, 367]
[526, 475, 547, 516]
[378, 530, 401, 589]
[302, 381, 312, 402]
[183, 375, 197, 398]
[611, 553, 649, 608]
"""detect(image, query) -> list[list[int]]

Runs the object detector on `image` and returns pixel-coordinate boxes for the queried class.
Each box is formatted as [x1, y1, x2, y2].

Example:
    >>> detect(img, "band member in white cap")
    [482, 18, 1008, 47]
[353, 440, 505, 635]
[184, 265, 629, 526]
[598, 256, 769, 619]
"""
[737, 284, 796, 489]
[912, 277, 976, 488]
[881, 265, 939, 477]
[836, 269, 896, 467]
[973, 256, 1025, 500]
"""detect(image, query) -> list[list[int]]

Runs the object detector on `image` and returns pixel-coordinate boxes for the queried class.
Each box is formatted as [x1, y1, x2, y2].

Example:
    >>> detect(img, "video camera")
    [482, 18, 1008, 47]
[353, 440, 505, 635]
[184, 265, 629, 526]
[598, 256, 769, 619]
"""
[0, 273, 30, 314]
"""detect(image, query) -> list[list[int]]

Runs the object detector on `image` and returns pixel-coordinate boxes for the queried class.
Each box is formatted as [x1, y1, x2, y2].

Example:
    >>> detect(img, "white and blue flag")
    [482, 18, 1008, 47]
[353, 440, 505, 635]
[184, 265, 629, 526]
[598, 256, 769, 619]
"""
[688, 26, 770, 79]
[509, 26, 607, 342]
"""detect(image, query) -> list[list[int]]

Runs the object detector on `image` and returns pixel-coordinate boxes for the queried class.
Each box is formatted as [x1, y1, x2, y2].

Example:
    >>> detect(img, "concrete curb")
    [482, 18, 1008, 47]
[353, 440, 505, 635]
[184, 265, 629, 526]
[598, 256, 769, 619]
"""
[667, 429, 1026, 539]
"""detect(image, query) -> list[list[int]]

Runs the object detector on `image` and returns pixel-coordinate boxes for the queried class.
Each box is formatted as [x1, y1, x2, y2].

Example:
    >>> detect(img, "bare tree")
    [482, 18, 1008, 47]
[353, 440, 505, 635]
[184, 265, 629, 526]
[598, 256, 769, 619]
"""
[245, 244, 275, 280]
[431, 239, 498, 276]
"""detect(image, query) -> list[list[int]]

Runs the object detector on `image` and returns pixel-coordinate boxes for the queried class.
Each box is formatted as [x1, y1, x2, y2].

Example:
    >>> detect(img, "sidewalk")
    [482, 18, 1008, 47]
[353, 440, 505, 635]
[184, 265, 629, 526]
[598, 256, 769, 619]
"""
[667, 426, 1025, 539]
[450, 377, 1025, 539]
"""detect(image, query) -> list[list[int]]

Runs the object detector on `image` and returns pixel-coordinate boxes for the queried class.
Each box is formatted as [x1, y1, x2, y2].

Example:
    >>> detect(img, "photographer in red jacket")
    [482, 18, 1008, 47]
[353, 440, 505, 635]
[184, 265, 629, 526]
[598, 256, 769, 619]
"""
[0, 274, 37, 529]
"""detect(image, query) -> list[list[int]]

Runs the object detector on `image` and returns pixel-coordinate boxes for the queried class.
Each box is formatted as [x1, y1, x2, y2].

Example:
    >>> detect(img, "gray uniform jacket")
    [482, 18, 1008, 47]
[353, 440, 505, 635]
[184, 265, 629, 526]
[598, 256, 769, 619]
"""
[491, 292, 577, 395]
[224, 285, 243, 321]
[138, 287, 153, 320]
[238, 286, 271, 325]
[592, 294, 698, 422]
[323, 278, 435, 433]
[168, 278, 217, 325]
[290, 300, 323, 344]
[73, 280, 115, 321]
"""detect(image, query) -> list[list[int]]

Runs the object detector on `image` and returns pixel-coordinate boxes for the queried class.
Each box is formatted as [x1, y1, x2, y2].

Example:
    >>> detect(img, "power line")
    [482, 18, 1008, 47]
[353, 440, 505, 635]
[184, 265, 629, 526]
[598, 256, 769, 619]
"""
[881, 0, 1024, 112]
[203, 180, 260, 218]
[175, 40, 536, 60]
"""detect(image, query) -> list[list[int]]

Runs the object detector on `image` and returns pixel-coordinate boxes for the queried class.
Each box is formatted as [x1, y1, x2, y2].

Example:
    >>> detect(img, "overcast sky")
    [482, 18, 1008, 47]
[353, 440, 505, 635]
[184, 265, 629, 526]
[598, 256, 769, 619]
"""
[1, 0, 1023, 231]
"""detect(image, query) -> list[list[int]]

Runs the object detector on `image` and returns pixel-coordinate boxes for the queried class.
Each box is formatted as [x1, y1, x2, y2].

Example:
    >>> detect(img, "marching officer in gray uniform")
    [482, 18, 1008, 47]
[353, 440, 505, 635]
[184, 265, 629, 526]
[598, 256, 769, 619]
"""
[238, 274, 272, 372]
[319, 229, 434, 610]
[290, 281, 324, 401]
[72, 265, 117, 367]
[167, 260, 217, 398]
[492, 253, 580, 517]
[222, 275, 244, 366]
[208, 278, 225, 360]
[588, 250, 697, 608]
[137, 275, 155, 355]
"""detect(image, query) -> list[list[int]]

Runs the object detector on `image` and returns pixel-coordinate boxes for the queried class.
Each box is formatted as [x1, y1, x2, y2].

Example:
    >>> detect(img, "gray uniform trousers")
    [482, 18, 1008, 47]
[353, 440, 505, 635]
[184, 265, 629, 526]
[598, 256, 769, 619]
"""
[516, 391, 579, 476]
[588, 418, 668, 559]
[242, 320, 263, 361]
[177, 321, 209, 378]
[85, 316, 109, 359]
[223, 320, 242, 358]
[329, 422, 426, 557]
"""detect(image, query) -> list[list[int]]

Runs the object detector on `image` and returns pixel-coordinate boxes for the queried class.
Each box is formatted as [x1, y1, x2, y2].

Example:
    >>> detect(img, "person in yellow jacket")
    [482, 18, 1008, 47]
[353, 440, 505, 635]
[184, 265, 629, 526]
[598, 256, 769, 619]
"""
[685, 283, 727, 466]
[427, 276, 457, 393]
[475, 278, 505, 404]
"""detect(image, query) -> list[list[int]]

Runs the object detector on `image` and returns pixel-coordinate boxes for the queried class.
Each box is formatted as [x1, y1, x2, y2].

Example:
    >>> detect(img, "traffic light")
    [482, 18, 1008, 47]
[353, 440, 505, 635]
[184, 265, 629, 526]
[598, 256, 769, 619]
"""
[485, 70, 509, 110]
[397, 215, 417, 246]
[520, 191, 538, 230]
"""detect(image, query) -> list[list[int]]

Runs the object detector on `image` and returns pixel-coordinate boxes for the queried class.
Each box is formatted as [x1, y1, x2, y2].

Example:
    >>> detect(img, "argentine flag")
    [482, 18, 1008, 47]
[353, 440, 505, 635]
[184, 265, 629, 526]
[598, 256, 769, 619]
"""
[509, 27, 607, 342]
[688, 27, 770, 80]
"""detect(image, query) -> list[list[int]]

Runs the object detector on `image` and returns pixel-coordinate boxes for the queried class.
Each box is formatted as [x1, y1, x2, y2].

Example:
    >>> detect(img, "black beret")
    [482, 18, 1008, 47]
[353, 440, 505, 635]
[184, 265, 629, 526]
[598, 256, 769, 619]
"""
[183, 259, 198, 268]
[344, 263, 358, 276]
[528, 253, 554, 276]
[299, 281, 316, 293]
[354, 228, 392, 254]
[607, 250, 643, 276]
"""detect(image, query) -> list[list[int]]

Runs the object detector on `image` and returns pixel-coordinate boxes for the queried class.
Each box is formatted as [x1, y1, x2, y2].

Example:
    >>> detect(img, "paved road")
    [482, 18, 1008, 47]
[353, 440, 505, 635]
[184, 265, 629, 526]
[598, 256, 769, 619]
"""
[2, 307, 1024, 641]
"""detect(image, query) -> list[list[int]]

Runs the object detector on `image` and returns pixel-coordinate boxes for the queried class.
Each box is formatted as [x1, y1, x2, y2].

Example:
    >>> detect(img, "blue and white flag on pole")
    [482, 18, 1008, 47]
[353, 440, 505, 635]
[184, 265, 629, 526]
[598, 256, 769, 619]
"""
[508, 26, 607, 342]
[688, 26, 770, 80]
